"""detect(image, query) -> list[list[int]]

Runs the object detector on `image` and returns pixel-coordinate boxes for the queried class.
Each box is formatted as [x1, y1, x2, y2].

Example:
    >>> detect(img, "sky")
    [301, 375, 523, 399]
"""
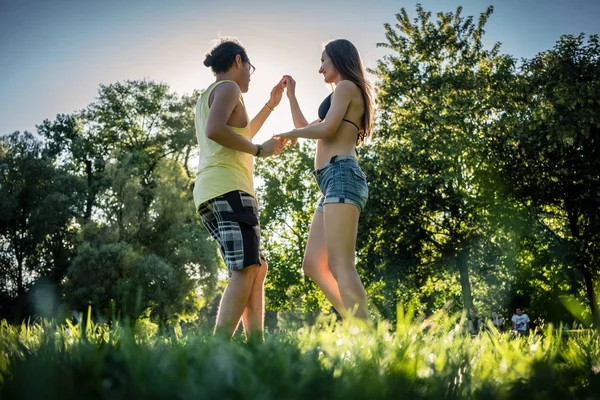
[1, 0, 599, 144]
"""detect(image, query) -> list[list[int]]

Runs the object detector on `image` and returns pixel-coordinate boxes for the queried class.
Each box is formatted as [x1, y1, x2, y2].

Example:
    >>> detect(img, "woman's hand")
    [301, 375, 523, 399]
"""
[267, 77, 286, 109]
[283, 75, 296, 99]
[274, 131, 295, 140]
[274, 131, 298, 148]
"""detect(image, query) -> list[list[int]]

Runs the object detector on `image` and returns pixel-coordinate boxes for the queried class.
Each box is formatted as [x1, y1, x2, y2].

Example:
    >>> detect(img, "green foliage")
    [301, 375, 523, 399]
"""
[37, 113, 109, 223]
[1, 81, 218, 326]
[362, 4, 518, 316]
[58, 81, 220, 324]
[0, 132, 82, 303]
[65, 241, 204, 325]
[490, 33, 600, 324]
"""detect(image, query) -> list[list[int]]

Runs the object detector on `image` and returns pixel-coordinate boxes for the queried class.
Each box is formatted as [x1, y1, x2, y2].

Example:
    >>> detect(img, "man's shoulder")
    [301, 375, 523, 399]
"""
[213, 81, 241, 95]
[206, 81, 240, 103]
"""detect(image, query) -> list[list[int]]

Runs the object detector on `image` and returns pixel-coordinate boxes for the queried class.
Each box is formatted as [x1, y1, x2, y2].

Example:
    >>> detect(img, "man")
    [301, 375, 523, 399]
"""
[511, 307, 531, 336]
[194, 38, 286, 341]
[467, 308, 481, 336]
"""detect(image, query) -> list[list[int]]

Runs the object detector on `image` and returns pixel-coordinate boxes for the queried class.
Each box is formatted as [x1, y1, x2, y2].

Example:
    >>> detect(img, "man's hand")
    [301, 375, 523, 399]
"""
[284, 75, 296, 99]
[260, 137, 286, 158]
[267, 77, 287, 110]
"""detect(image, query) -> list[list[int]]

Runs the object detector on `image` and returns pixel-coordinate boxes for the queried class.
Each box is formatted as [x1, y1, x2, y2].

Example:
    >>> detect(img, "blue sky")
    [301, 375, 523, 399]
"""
[1, 0, 599, 142]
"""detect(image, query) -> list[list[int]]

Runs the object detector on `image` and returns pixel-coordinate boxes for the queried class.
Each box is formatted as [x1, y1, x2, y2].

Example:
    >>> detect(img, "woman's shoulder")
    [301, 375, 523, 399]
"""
[335, 80, 359, 92]
[333, 80, 361, 102]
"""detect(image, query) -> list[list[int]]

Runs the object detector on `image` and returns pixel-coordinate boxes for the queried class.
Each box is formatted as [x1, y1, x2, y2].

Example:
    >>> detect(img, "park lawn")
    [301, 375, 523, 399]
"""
[1, 310, 599, 400]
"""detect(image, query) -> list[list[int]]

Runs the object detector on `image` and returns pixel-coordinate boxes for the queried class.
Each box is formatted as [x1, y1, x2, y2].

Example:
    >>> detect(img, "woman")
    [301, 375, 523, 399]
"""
[276, 39, 373, 319]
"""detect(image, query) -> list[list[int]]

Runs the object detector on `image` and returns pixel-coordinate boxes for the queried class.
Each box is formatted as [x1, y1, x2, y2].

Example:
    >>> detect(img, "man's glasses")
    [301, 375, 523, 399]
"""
[248, 62, 256, 75]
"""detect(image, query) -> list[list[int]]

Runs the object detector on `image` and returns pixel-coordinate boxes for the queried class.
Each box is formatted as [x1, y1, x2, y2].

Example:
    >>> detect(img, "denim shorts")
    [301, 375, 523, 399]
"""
[313, 155, 368, 213]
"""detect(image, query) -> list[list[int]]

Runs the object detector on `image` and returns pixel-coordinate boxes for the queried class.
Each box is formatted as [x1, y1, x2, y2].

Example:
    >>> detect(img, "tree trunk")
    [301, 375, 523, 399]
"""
[16, 256, 24, 296]
[84, 160, 94, 223]
[457, 249, 473, 311]
[183, 146, 192, 179]
[582, 267, 600, 328]
[566, 205, 599, 327]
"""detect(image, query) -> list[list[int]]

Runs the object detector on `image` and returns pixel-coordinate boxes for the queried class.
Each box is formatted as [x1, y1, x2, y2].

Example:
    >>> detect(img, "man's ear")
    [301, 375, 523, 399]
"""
[235, 54, 242, 68]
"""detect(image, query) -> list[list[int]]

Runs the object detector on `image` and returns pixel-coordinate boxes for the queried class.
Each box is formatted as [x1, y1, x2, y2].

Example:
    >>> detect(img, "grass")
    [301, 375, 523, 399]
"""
[1, 308, 599, 399]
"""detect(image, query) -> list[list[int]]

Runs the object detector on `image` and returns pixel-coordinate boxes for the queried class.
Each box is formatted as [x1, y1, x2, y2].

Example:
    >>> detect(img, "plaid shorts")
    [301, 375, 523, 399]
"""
[198, 191, 264, 272]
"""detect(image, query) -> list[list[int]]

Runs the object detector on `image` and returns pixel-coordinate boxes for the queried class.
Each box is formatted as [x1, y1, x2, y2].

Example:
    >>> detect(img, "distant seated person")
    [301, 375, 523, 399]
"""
[467, 308, 481, 336]
[511, 307, 530, 336]
[490, 311, 503, 332]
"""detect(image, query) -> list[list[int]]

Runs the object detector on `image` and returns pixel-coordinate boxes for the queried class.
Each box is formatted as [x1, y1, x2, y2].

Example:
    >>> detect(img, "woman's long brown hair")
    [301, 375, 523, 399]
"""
[324, 39, 373, 145]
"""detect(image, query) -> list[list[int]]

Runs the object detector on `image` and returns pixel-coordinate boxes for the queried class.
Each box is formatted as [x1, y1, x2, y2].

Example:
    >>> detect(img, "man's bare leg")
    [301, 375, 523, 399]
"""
[241, 259, 268, 342]
[214, 264, 260, 338]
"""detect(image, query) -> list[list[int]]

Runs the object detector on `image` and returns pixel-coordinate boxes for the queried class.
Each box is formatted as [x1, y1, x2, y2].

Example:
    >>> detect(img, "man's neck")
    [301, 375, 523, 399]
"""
[216, 73, 239, 87]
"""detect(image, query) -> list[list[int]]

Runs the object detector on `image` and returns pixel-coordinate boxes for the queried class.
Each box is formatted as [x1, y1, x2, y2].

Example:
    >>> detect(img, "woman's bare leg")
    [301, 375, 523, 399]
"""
[323, 203, 368, 319]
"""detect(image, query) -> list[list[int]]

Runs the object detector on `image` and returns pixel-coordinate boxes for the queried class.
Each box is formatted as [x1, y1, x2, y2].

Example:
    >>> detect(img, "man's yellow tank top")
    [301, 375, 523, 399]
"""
[193, 80, 255, 209]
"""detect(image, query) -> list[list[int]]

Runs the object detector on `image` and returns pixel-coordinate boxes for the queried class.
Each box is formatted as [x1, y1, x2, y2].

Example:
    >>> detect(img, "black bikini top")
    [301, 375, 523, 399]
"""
[318, 93, 360, 131]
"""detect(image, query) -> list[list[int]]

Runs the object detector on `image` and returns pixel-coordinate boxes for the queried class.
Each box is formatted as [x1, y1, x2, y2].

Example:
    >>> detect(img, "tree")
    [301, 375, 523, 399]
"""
[367, 5, 516, 312]
[490, 34, 600, 326]
[84, 80, 175, 238]
[25, 81, 220, 325]
[162, 90, 203, 179]
[38, 113, 110, 223]
[0, 132, 81, 315]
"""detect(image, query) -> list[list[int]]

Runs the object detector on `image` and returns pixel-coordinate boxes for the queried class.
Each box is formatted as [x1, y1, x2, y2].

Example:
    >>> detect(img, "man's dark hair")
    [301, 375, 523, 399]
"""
[204, 38, 249, 74]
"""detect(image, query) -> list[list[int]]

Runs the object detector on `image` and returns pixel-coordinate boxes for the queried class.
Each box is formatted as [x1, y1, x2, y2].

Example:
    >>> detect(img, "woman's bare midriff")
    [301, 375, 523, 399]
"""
[315, 124, 358, 170]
